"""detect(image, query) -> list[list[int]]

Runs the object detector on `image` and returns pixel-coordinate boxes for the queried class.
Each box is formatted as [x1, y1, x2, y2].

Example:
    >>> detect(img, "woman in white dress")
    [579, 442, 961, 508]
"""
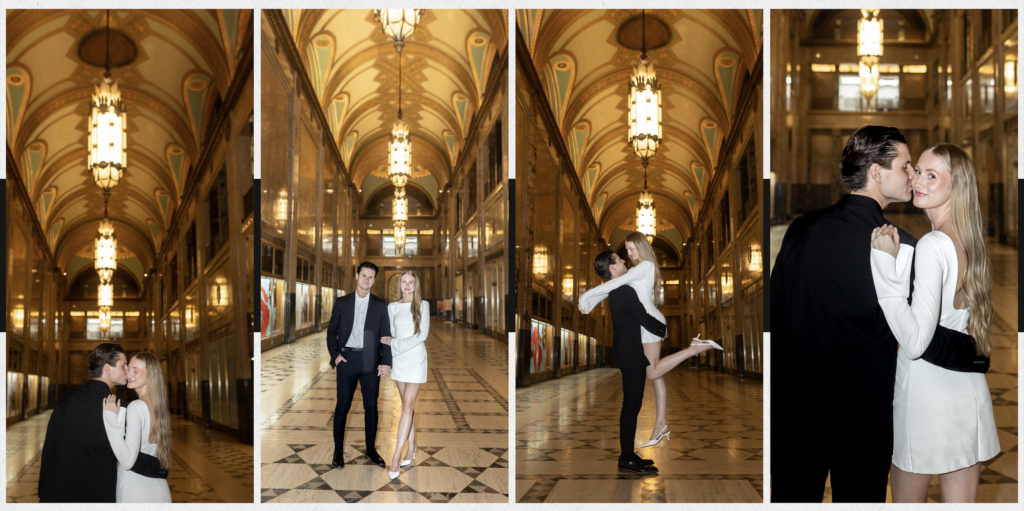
[381, 270, 430, 479]
[869, 143, 999, 503]
[100, 352, 173, 503]
[579, 231, 719, 447]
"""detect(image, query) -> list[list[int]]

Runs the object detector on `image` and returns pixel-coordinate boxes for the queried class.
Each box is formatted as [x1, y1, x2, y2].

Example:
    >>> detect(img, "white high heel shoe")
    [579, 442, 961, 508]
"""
[639, 425, 671, 448]
[400, 449, 417, 467]
[388, 467, 401, 479]
[693, 334, 724, 350]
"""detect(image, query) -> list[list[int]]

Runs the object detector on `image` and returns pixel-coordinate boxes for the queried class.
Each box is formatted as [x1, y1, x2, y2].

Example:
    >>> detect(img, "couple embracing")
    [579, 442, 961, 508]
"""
[577, 232, 721, 473]
[39, 343, 172, 503]
[327, 262, 429, 479]
[773, 125, 1000, 503]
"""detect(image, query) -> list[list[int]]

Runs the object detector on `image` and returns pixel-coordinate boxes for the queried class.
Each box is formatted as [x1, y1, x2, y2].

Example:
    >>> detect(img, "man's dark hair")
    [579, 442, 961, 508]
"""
[839, 125, 908, 191]
[594, 251, 617, 281]
[87, 343, 125, 379]
[356, 261, 379, 278]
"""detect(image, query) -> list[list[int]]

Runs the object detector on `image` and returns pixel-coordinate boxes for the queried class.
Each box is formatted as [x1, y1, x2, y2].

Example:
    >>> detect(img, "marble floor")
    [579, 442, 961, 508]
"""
[260, 321, 510, 504]
[516, 366, 764, 503]
[770, 214, 1018, 503]
[7, 410, 254, 503]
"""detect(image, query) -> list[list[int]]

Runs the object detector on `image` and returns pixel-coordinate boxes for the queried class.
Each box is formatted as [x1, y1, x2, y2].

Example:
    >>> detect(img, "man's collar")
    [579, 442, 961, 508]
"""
[840, 193, 884, 212]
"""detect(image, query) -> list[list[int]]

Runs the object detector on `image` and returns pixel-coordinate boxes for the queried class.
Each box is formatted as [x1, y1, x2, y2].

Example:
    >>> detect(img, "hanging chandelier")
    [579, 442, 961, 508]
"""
[388, 49, 412, 190]
[98, 282, 114, 309]
[857, 9, 883, 103]
[89, 10, 127, 192]
[98, 308, 112, 335]
[636, 189, 656, 244]
[627, 10, 662, 169]
[394, 222, 407, 252]
[374, 9, 424, 53]
[94, 216, 117, 282]
[393, 188, 408, 223]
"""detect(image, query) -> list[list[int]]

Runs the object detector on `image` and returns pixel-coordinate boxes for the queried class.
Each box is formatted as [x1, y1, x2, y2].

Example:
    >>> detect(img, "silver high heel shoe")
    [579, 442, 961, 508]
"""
[693, 334, 724, 350]
[639, 425, 671, 448]
[400, 448, 417, 467]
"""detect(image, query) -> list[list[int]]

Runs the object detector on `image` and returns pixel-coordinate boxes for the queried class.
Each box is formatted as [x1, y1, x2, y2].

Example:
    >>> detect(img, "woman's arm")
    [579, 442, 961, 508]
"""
[870, 233, 946, 359]
[103, 400, 145, 469]
[579, 261, 655, 314]
[391, 301, 430, 355]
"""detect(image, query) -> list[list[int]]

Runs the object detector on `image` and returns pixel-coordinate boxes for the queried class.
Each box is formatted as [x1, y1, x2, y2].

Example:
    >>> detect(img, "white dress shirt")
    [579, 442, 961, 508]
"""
[345, 292, 371, 348]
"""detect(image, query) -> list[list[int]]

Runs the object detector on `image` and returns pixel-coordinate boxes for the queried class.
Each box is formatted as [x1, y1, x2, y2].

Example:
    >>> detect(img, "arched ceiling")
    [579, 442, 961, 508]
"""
[7, 9, 253, 285]
[517, 9, 762, 248]
[282, 9, 507, 206]
[802, 9, 934, 43]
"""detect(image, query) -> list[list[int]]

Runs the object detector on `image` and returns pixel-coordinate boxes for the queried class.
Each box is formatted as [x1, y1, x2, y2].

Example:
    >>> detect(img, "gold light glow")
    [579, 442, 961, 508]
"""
[627, 59, 662, 167]
[394, 222, 407, 251]
[98, 308, 112, 334]
[1006, 58, 1018, 94]
[562, 275, 574, 298]
[636, 190, 656, 243]
[393, 190, 408, 223]
[748, 244, 763, 273]
[94, 217, 117, 282]
[12, 308, 25, 331]
[857, 10, 883, 59]
[388, 121, 411, 189]
[89, 79, 127, 191]
[859, 59, 880, 101]
[98, 283, 113, 308]
[533, 245, 549, 275]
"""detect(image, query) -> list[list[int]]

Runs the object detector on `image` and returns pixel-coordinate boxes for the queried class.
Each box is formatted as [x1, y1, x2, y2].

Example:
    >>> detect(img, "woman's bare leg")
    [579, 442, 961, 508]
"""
[648, 343, 713, 380]
[890, 463, 931, 503]
[390, 382, 421, 472]
[642, 342, 667, 442]
[937, 462, 980, 503]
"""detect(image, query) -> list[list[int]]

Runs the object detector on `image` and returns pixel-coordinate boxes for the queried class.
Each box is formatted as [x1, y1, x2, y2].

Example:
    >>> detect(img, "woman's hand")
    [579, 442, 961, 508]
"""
[102, 394, 120, 414]
[380, 336, 393, 346]
[871, 225, 900, 259]
[577, 303, 587, 315]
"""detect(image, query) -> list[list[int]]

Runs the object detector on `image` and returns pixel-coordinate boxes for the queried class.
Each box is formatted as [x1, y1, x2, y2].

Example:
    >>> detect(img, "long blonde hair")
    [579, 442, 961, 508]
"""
[926, 143, 992, 356]
[402, 271, 424, 335]
[625, 231, 663, 305]
[134, 352, 172, 469]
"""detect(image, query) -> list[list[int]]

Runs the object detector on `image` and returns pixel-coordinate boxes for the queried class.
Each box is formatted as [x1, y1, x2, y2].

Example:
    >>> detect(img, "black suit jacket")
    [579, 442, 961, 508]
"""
[608, 286, 667, 369]
[770, 194, 980, 450]
[38, 380, 163, 502]
[326, 292, 393, 371]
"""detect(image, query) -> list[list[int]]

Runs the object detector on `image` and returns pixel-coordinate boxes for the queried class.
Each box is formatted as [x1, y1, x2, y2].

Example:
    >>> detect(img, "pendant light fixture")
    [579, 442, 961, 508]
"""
[636, 169, 657, 244]
[388, 51, 412, 190]
[94, 195, 117, 283]
[627, 9, 662, 169]
[374, 9, 424, 54]
[89, 9, 127, 192]
[857, 9, 883, 105]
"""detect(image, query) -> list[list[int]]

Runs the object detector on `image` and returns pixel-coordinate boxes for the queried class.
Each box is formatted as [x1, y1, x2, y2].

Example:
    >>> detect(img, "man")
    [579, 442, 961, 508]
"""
[771, 125, 981, 502]
[326, 262, 393, 468]
[38, 343, 164, 502]
[593, 251, 667, 474]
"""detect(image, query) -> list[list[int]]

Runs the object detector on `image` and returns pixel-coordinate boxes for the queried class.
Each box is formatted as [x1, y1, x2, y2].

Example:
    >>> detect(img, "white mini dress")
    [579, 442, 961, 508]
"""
[387, 300, 430, 383]
[870, 231, 999, 474]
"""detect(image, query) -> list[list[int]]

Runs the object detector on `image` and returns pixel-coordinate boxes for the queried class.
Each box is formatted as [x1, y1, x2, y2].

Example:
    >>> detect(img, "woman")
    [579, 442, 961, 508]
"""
[101, 352, 172, 503]
[578, 231, 720, 447]
[869, 143, 999, 503]
[381, 271, 430, 479]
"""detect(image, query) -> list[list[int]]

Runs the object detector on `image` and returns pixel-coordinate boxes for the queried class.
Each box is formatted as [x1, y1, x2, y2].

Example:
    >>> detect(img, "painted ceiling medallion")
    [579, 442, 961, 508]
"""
[618, 13, 671, 51]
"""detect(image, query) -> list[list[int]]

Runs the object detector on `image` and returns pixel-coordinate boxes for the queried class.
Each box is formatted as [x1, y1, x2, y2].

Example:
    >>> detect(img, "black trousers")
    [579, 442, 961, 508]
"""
[771, 419, 891, 502]
[618, 366, 646, 462]
[333, 350, 381, 453]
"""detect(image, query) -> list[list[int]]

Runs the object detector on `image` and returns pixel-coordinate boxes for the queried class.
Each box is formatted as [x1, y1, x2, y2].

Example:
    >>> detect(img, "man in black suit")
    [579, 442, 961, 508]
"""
[326, 261, 393, 468]
[38, 343, 164, 502]
[593, 251, 669, 474]
[771, 125, 981, 502]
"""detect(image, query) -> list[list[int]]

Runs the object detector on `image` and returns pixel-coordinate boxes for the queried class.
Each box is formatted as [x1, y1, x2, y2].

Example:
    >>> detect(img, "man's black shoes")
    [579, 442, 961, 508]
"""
[365, 447, 386, 467]
[332, 451, 345, 468]
[618, 459, 658, 473]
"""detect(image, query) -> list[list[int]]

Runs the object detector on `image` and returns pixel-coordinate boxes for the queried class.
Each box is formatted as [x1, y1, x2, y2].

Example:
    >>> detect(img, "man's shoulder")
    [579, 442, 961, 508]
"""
[609, 285, 639, 300]
[892, 223, 918, 247]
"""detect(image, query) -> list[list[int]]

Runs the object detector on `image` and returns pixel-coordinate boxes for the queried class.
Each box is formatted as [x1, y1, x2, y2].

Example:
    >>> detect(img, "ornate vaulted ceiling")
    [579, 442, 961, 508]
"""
[801, 9, 934, 42]
[280, 9, 507, 207]
[7, 9, 252, 286]
[517, 9, 762, 251]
